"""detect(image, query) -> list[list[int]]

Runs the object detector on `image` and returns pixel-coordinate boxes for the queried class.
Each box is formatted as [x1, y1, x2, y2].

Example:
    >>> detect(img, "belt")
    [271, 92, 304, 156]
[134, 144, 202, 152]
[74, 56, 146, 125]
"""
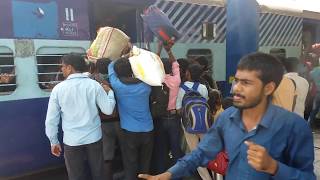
[167, 109, 177, 115]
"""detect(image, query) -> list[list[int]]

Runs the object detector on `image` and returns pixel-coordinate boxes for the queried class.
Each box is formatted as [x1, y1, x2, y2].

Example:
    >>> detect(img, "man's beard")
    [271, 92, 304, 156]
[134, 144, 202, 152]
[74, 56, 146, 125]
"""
[232, 91, 264, 110]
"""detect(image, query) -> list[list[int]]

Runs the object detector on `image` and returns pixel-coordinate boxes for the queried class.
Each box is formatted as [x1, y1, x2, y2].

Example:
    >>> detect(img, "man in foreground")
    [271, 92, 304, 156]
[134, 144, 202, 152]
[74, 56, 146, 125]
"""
[139, 52, 315, 180]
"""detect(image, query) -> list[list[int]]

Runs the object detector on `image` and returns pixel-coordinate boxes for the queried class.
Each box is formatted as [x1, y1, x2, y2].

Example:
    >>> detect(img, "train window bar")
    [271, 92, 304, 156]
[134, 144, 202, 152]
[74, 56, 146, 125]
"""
[0, 47, 16, 95]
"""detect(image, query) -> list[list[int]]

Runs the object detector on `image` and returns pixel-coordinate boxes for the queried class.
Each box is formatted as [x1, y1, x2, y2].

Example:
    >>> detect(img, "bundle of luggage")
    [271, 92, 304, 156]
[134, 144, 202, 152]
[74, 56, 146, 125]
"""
[87, 26, 165, 86]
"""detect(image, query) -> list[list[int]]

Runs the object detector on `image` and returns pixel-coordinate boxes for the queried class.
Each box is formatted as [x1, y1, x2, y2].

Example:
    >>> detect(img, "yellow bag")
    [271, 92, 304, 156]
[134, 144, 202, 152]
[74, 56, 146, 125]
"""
[87, 27, 130, 61]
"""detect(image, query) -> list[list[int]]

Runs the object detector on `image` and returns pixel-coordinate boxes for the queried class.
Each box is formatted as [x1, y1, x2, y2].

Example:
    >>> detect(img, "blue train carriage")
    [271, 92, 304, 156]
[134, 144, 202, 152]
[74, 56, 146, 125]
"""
[0, 0, 92, 178]
[301, 10, 320, 52]
[0, 0, 155, 178]
[257, 4, 303, 58]
[257, 3, 320, 59]
[148, 0, 227, 89]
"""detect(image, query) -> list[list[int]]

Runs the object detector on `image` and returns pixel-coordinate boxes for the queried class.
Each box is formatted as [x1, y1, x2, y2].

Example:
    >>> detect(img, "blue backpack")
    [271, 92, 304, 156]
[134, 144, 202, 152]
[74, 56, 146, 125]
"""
[181, 82, 212, 134]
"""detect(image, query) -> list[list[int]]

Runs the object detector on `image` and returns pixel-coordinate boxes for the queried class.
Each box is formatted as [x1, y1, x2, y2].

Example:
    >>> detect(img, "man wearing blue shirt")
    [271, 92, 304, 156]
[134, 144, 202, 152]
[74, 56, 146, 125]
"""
[108, 57, 154, 180]
[139, 52, 315, 180]
[45, 53, 116, 180]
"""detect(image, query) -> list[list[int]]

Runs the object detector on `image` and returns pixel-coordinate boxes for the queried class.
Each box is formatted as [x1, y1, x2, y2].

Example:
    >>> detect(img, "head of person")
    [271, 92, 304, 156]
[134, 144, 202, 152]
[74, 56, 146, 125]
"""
[233, 52, 284, 110]
[61, 53, 87, 78]
[87, 61, 96, 74]
[177, 58, 189, 82]
[186, 64, 203, 82]
[192, 56, 209, 71]
[283, 57, 299, 73]
[114, 57, 133, 78]
[208, 89, 222, 114]
[96, 58, 112, 75]
[162, 58, 172, 74]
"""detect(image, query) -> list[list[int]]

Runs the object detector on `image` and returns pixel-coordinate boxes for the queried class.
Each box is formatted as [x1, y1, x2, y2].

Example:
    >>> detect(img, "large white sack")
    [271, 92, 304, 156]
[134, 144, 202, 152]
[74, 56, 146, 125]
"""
[129, 46, 165, 86]
[87, 27, 130, 61]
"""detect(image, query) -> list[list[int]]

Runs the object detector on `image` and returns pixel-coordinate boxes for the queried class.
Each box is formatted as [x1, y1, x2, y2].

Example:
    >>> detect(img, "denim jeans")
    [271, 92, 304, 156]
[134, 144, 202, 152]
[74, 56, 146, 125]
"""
[152, 114, 184, 175]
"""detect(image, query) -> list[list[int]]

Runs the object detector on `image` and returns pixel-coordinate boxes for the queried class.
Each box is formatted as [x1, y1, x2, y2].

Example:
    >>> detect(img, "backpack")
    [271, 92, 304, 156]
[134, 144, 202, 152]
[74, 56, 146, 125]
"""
[150, 83, 170, 118]
[181, 82, 212, 134]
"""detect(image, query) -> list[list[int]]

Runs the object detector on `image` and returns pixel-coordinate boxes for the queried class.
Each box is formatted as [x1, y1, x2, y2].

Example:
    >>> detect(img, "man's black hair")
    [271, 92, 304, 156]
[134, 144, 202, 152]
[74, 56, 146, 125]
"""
[187, 63, 203, 82]
[114, 57, 133, 78]
[177, 58, 189, 74]
[193, 56, 209, 70]
[162, 58, 172, 74]
[237, 52, 284, 88]
[96, 58, 112, 74]
[61, 53, 87, 72]
[283, 57, 299, 73]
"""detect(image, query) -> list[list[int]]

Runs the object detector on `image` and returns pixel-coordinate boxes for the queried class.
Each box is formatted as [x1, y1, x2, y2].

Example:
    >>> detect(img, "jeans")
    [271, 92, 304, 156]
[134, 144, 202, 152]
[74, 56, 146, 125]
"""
[152, 114, 184, 175]
[121, 129, 154, 180]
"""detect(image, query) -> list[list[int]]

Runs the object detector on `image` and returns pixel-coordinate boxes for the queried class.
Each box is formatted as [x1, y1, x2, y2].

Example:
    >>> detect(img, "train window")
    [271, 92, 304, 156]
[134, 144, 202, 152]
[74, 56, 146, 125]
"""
[36, 47, 86, 91]
[0, 46, 16, 95]
[270, 48, 286, 58]
[187, 49, 213, 72]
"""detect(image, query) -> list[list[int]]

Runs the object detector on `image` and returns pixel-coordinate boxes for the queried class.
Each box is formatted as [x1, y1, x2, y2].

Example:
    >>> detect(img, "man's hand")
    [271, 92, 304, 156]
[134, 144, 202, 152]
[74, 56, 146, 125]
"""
[138, 172, 172, 180]
[51, 144, 62, 157]
[245, 141, 278, 175]
[102, 83, 111, 92]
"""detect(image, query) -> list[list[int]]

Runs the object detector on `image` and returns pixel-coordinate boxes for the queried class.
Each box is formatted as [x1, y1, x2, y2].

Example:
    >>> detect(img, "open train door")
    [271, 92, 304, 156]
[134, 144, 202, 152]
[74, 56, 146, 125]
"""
[302, 10, 320, 53]
[88, 0, 155, 46]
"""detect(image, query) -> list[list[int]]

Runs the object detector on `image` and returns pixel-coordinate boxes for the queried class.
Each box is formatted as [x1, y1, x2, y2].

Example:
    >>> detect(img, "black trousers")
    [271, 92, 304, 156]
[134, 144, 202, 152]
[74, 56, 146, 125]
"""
[121, 129, 154, 180]
[64, 140, 104, 180]
[152, 114, 184, 175]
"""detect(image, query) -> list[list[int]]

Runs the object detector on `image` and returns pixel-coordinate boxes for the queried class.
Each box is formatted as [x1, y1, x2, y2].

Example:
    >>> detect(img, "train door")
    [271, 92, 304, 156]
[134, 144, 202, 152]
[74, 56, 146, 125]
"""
[88, 0, 154, 44]
[303, 12, 320, 52]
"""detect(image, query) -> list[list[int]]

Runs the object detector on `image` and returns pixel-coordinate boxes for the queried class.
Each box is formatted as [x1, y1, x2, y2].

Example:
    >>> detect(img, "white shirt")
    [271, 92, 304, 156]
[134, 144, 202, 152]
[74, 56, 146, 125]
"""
[176, 81, 208, 109]
[285, 72, 309, 117]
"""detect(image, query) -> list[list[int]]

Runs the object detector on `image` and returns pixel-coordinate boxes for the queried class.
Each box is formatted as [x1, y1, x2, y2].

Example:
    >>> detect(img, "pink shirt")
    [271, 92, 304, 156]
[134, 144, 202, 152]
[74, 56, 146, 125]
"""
[164, 61, 181, 110]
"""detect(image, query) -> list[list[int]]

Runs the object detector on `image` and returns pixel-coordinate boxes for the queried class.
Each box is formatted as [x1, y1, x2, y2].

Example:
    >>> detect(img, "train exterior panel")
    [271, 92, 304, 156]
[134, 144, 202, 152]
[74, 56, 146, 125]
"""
[0, 0, 90, 40]
[0, 39, 90, 178]
[0, 0, 319, 178]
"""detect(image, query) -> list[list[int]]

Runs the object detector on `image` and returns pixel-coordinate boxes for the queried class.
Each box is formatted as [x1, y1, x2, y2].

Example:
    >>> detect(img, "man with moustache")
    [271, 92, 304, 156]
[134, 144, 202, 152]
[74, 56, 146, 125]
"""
[138, 52, 315, 180]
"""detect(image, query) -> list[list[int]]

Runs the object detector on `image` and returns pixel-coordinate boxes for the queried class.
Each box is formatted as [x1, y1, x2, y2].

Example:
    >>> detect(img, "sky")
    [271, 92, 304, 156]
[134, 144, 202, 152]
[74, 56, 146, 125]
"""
[256, 0, 320, 12]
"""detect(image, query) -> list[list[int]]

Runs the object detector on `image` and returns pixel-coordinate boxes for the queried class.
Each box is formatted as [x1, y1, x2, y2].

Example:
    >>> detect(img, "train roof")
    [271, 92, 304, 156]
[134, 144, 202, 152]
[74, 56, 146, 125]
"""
[257, 0, 320, 19]
[259, 4, 302, 17]
[167, 0, 225, 7]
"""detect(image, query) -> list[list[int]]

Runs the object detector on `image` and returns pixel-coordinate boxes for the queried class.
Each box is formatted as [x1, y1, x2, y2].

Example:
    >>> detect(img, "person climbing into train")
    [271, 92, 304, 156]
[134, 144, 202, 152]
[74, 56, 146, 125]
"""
[45, 53, 116, 180]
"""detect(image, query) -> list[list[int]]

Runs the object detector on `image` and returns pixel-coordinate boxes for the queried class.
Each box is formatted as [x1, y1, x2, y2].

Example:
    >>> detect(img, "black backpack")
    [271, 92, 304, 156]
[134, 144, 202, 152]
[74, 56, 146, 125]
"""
[150, 83, 169, 118]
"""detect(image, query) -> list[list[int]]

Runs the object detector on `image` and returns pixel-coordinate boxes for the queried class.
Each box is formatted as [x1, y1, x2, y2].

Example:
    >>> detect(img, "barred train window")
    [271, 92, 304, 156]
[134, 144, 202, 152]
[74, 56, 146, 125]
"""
[187, 49, 213, 73]
[36, 47, 86, 91]
[0, 46, 16, 95]
[270, 48, 286, 58]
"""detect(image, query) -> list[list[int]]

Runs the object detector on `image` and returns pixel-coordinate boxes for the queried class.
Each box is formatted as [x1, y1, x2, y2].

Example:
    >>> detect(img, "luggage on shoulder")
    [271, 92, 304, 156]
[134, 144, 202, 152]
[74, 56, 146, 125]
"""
[87, 27, 130, 61]
[181, 82, 212, 134]
[129, 46, 165, 86]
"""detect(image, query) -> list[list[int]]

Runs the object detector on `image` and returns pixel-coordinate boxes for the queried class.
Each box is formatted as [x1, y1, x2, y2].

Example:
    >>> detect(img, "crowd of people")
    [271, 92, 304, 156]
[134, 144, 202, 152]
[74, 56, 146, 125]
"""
[44, 41, 320, 180]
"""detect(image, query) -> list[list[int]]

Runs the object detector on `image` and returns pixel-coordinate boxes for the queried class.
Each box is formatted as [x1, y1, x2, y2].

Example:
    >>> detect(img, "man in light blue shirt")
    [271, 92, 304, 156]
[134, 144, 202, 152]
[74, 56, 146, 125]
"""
[45, 53, 116, 180]
[139, 53, 315, 180]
